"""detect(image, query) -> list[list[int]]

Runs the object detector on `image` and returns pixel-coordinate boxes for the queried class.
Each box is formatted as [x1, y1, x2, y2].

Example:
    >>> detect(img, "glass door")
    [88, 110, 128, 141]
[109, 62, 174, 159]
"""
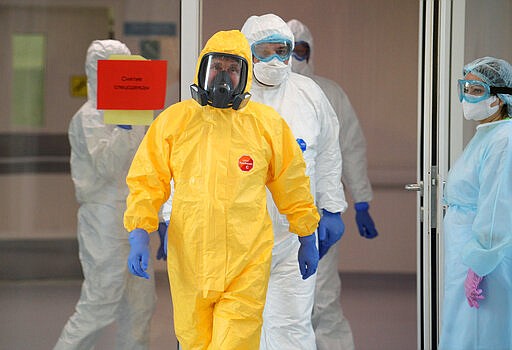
[0, 1, 199, 348]
[412, 1, 465, 348]
[0, 0, 183, 242]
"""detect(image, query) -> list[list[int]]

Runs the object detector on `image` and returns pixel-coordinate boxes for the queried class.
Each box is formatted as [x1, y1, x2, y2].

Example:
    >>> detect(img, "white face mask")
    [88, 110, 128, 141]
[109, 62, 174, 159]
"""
[462, 95, 500, 121]
[253, 59, 290, 86]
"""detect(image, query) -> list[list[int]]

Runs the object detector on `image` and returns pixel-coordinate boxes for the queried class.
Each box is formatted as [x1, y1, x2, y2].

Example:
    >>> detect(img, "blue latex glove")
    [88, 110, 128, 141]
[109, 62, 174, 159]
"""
[318, 209, 345, 259]
[298, 233, 319, 280]
[117, 124, 132, 130]
[128, 229, 150, 279]
[355, 202, 378, 239]
[156, 222, 168, 261]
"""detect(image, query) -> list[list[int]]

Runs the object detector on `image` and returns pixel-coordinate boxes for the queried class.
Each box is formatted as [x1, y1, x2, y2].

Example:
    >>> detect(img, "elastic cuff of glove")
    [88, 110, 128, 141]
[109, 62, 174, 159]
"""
[299, 233, 316, 244]
[354, 202, 369, 211]
[322, 209, 340, 216]
[129, 228, 150, 243]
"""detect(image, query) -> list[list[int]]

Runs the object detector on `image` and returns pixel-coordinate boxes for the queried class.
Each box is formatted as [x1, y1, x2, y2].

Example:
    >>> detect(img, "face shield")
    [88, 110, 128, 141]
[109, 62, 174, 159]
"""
[251, 35, 293, 63]
[458, 79, 512, 103]
[292, 41, 310, 62]
[192, 52, 250, 109]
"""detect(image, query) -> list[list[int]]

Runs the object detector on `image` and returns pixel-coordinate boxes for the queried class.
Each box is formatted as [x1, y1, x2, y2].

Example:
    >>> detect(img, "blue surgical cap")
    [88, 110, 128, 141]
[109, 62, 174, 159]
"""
[464, 56, 512, 117]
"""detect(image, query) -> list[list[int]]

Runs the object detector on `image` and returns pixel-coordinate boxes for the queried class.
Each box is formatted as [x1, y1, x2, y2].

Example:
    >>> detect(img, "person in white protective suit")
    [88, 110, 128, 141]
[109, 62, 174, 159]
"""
[287, 18, 380, 350]
[54, 39, 157, 350]
[241, 14, 347, 350]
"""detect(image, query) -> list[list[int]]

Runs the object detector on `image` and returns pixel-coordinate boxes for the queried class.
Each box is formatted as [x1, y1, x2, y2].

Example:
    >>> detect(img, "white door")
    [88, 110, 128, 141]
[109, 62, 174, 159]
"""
[412, 1, 512, 349]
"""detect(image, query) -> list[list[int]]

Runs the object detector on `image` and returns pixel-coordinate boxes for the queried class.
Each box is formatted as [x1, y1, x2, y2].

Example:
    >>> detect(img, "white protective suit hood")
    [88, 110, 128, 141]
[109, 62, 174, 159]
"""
[241, 14, 293, 86]
[287, 19, 315, 77]
[85, 40, 131, 106]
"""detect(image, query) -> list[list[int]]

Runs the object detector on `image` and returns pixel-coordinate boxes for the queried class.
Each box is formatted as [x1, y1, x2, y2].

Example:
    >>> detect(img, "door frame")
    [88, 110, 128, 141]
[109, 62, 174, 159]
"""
[180, 0, 202, 101]
[416, 1, 466, 349]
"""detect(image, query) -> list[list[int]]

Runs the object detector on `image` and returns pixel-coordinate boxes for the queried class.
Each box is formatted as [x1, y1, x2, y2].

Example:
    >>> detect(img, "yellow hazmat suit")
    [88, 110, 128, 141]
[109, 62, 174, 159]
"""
[124, 30, 319, 350]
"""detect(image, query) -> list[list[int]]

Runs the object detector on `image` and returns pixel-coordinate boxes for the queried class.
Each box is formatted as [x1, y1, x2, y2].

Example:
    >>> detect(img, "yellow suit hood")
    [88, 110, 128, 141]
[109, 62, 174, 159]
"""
[194, 30, 252, 94]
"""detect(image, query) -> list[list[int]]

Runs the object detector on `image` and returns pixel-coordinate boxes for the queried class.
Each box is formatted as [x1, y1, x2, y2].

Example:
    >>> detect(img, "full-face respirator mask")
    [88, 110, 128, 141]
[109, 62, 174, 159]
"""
[190, 53, 251, 110]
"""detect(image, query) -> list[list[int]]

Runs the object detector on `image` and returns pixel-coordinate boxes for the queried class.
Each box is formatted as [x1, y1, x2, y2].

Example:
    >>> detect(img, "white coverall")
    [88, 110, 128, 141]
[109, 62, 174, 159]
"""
[54, 40, 155, 350]
[241, 14, 347, 350]
[288, 18, 375, 350]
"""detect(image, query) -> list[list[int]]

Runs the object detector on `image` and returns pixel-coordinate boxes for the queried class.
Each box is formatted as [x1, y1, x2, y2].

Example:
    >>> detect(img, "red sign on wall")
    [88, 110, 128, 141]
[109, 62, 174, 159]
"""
[97, 60, 167, 110]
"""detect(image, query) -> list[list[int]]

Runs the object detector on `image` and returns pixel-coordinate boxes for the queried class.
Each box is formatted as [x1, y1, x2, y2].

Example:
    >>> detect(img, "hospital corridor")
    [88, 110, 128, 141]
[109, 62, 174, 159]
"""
[1, 0, 512, 349]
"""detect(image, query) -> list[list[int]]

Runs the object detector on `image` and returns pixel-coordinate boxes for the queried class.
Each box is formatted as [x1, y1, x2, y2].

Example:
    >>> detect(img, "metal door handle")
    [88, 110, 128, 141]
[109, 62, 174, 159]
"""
[405, 181, 423, 194]
[405, 183, 421, 191]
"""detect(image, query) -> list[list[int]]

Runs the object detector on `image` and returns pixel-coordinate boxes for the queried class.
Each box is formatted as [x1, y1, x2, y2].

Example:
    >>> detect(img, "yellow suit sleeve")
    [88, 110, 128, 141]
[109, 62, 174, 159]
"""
[124, 114, 172, 233]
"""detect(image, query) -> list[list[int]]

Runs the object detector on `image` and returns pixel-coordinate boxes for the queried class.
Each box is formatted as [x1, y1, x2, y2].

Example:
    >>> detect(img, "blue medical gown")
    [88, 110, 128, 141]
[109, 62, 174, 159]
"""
[439, 120, 512, 350]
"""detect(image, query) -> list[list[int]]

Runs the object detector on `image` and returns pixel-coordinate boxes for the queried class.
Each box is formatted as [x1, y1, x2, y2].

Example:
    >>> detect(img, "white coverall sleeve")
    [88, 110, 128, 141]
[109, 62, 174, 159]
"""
[160, 181, 174, 222]
[266, 117, 320, 236]
[313, 86, 347, 214]
[81, 115, 143, 181]
[315, 76, 373, 203]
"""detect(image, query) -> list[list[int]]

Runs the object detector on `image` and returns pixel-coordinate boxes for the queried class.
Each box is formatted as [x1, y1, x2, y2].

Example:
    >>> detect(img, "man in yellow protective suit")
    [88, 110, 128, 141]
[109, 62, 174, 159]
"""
[123, 30, 321, 350]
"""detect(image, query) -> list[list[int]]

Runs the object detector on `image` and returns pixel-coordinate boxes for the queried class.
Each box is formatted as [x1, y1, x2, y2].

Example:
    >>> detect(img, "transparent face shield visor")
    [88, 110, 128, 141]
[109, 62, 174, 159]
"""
[251, 36, 293, 63]
[198, 53, 248, 97]
[292, 41, 310, 62]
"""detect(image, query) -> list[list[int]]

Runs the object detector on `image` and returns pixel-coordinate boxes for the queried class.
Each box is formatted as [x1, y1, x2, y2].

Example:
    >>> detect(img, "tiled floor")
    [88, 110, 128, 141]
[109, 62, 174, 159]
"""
[0, 272, 416, 350]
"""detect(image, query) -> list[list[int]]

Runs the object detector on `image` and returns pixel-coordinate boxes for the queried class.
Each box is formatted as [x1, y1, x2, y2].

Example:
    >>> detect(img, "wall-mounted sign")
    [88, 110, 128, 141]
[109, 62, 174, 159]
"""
[97, 55, 167, 125]
[97, 59, 167, 110]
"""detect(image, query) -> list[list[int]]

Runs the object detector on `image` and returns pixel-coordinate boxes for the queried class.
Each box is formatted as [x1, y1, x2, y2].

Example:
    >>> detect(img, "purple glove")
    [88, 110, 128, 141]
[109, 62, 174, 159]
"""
[464, 268, 484, 308]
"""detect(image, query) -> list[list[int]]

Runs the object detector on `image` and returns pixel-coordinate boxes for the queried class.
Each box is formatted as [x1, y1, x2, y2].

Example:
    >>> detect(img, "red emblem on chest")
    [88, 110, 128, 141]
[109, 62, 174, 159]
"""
[238, 155, 254, 172]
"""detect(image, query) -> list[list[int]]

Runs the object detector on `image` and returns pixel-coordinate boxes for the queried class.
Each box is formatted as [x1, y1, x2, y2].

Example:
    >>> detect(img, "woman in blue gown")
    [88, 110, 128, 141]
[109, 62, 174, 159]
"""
[439, 56, 512, 350]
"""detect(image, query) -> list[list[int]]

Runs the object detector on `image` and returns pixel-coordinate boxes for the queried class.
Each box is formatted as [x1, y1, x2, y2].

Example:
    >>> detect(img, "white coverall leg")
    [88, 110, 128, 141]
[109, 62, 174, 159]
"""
[260, 238, 317, 350]
[54, 203, 156, 350]
[313, 244, 354, 350]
